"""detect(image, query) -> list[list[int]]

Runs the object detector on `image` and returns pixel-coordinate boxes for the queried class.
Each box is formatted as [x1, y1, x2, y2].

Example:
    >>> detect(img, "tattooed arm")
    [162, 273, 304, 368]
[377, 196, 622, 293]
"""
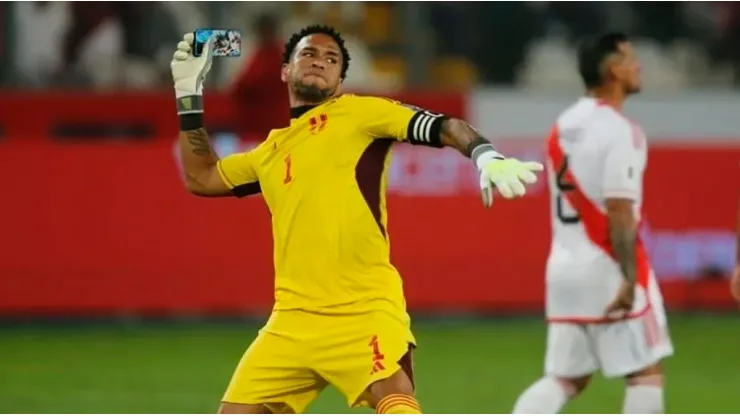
[439, 118, 492, 157]
[360, 97, 540, 206]
[600, 124, 646, 316]
[606, 198, 638, 284]
[178, 127, 233, 197]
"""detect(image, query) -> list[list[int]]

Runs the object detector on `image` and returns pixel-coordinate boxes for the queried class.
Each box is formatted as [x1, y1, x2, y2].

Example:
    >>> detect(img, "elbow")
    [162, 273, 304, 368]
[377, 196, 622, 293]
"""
[187, 185, 210, 197]
[184, 173, 209, 197]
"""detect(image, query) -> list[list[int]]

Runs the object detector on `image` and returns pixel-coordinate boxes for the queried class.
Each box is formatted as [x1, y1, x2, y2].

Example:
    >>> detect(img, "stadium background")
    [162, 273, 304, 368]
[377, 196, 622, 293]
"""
[0, 2, 738, 414]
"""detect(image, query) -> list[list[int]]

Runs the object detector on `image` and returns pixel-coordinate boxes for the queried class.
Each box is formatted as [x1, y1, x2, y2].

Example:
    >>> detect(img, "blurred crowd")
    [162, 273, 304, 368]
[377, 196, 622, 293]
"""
[3, 1, 740, 92]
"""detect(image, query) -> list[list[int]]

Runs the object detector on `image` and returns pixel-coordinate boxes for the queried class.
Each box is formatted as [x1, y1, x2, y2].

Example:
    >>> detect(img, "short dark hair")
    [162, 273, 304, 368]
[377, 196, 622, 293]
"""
[577, 32, 629, 88]
[282, 25, 351, 79]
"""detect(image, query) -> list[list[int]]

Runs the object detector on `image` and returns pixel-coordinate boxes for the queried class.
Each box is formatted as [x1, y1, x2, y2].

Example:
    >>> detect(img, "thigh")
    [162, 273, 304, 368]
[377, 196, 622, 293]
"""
[316, 311, 417, 409]
[222, 330, 326, 414]
[594, 305, 674, 378]
[544, 323, 599, 378]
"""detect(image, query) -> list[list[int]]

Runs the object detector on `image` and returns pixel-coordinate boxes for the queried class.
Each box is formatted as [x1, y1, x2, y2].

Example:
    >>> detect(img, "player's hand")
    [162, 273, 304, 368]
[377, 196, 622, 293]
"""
[731, 265, 740, 302]
[171, 32, 215, 98]
[478, 157, 544, 208]
[604, 281, 636, 320]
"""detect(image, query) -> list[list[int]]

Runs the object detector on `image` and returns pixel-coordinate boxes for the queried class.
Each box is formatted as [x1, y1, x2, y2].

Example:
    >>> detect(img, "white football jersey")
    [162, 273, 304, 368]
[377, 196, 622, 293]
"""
[544, 97, 658, 321]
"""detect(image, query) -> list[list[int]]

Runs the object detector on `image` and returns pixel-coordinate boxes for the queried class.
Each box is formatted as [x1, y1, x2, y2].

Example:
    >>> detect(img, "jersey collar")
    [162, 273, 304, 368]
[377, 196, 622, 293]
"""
[290, 105, 317, 119]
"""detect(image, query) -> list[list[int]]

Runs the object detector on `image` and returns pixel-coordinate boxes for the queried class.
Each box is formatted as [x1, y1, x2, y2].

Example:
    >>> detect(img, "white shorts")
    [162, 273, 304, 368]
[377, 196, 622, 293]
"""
[544, 304, 674, 378]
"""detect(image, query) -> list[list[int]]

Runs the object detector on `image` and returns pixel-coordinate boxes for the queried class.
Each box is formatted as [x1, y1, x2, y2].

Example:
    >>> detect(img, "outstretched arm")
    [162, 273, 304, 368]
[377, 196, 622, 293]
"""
[439, 117, 491, 157]
[356, 96, 543, 206]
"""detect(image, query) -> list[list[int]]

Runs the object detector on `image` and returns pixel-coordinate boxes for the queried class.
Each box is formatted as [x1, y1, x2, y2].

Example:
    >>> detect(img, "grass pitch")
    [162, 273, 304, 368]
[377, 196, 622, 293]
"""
[0, 315, 737, 413]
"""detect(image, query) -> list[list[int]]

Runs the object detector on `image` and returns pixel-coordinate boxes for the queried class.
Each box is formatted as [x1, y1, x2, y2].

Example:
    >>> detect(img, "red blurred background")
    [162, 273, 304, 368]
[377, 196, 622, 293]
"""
[0, 91, 737, 317]
[2, 1, 740, 318]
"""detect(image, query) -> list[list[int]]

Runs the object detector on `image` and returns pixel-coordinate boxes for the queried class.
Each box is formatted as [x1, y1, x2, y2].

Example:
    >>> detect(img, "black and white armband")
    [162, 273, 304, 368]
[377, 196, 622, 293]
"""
[406, 110, 448, 148]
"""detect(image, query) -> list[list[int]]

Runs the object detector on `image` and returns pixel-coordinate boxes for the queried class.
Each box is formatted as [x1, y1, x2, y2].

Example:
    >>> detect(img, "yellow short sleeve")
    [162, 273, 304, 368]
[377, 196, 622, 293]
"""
[352, 96, 417, 141]
[217, 150, 258, 189]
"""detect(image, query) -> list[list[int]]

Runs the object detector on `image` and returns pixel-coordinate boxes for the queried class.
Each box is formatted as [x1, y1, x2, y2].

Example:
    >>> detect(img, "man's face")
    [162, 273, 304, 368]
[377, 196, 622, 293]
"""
[281, 34, 343, 103]
[610, 41, 642, 94]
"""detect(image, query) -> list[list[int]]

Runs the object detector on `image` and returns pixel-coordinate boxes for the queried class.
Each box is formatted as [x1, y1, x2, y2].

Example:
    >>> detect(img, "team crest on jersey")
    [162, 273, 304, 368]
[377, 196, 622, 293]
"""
[309, 113, 328, 134]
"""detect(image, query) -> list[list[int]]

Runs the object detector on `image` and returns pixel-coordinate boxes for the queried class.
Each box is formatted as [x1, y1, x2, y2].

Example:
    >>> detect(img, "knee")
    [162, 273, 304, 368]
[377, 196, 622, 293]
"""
[626, 363, 664, 387]
[368, 368, 415, 402]
[369, 369, 419, 413]
[556, 374, 592, 397]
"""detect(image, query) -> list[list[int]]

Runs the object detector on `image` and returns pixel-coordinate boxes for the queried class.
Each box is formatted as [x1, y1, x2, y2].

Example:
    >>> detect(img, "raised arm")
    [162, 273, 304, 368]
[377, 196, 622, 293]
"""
[354, 96, 543, 207]
[172, 33, 260, 198]
[179, 126, 231, 197]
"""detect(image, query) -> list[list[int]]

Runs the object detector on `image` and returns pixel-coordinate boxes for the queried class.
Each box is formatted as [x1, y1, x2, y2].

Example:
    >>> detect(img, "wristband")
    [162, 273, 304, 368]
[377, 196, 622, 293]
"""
[180, 113, 204, 131]
[468, 138, 504, 169]
[176, 94, 204, 115]
[176, 93, 204, 130]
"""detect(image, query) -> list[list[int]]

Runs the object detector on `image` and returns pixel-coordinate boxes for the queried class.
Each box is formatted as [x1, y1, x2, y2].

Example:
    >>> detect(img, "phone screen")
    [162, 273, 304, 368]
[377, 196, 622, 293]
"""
[193, 29, 242, 57]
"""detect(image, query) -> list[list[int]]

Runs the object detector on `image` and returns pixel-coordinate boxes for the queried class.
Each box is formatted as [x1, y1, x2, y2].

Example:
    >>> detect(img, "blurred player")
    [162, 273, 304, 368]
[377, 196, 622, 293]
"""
[512, 33, 673, 414]
[170, 25, 543, 414]
[733, 197, 740, 301]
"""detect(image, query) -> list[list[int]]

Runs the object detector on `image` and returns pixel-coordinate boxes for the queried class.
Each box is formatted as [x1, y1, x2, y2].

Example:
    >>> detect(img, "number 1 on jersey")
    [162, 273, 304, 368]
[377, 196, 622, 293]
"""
[555, 155, 580, 224]
[283, 155, 293, 184]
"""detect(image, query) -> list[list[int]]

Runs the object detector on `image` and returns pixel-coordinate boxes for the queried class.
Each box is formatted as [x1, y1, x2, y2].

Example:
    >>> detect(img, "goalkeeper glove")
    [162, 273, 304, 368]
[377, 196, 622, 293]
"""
[474, 149, 544, 208]
[170, 32, 215, 115]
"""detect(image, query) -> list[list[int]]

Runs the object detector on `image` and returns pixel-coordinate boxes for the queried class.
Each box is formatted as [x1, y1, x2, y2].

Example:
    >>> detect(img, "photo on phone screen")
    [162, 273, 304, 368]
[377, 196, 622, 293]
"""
[193, 29, 241, 57]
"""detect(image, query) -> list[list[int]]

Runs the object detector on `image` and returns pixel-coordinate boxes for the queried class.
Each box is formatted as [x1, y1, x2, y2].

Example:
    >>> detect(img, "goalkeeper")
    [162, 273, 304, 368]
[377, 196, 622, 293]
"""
[172, 26, 543, 414]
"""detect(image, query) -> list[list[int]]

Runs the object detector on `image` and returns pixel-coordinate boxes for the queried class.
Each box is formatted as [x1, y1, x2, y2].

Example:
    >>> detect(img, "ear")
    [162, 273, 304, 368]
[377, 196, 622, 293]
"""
[281, 63, 289, 83]
[600, 58, 617, 83]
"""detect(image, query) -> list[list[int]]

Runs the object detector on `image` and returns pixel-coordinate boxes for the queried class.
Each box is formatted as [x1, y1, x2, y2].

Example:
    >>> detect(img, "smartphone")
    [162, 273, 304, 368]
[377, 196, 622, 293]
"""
[193, 29, 241, 57]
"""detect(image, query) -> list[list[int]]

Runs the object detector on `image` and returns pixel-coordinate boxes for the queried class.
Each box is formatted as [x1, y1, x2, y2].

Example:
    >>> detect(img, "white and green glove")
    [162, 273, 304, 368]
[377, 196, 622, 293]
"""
[473, 146, 544, 208]
[170, 32, 215, 115]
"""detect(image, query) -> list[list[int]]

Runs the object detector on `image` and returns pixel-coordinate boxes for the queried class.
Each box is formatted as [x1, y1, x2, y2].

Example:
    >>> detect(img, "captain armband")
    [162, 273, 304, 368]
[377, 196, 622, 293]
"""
[405, 111, 448, 148]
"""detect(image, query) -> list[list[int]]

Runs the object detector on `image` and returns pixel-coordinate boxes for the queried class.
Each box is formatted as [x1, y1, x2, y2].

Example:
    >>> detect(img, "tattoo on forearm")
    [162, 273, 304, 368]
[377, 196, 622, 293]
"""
[440, 118, 484, 156]
[186, 128, 215, 157]
[610, 224, 637, 283]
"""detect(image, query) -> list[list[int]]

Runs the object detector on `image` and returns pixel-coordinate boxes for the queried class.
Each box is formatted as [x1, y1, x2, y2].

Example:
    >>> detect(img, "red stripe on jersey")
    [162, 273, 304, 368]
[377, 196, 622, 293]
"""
[546, 126, 652, 324]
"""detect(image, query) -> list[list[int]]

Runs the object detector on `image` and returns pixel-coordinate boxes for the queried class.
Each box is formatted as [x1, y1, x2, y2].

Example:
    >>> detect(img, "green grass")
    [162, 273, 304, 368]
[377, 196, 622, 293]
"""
[0, 315, 738, 413]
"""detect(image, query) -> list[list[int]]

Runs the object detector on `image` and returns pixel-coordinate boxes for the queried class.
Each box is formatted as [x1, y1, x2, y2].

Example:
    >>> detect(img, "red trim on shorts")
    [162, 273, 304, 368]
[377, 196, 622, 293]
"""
[546, 126, 652, 325]
[547, 304, 651, 324]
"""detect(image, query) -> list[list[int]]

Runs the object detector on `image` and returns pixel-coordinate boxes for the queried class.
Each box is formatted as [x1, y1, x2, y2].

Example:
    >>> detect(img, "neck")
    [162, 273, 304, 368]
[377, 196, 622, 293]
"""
[288, 91, 341, 109]
[289, 96, 324, 108]
[587, 85, 625, 110]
